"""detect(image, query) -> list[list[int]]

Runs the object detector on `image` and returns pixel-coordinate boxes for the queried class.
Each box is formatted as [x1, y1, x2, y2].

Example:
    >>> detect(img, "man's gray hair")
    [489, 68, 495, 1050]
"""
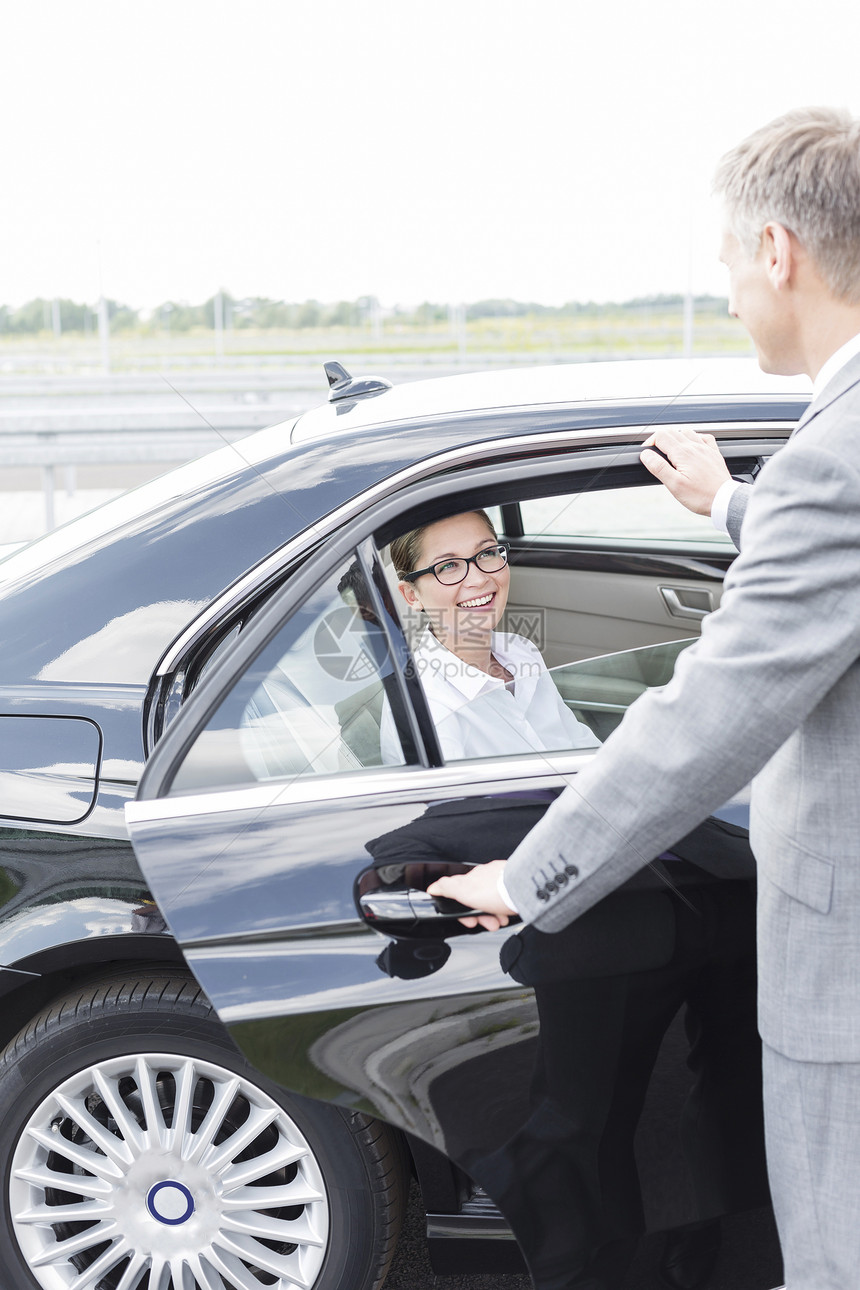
[714, 107, 860, 303]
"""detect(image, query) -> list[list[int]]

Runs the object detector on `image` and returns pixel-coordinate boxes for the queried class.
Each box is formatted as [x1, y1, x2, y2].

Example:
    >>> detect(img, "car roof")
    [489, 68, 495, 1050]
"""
[291, 358, 811, 443]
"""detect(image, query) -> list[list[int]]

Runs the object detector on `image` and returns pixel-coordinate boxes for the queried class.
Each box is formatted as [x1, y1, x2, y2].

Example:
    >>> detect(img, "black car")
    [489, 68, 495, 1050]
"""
[0, 359, 805, 1290]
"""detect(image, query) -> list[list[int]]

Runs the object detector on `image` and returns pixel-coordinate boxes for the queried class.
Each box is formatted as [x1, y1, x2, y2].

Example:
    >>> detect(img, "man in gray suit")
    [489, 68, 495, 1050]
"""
[430, 107, 860, 1289]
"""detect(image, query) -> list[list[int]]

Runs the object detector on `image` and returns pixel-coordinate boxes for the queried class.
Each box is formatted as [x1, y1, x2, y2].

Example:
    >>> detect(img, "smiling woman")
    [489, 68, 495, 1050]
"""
[392, 511, 511, 670]
[383, 510, 599, 763]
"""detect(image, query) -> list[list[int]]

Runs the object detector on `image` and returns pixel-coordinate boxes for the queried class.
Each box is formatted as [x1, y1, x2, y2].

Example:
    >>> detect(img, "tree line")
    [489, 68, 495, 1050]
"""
[0, 292, 728, 336]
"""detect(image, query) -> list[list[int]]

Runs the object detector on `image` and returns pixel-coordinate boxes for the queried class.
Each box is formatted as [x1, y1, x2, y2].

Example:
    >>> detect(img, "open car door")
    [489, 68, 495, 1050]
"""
[125, 534, 766, 1283]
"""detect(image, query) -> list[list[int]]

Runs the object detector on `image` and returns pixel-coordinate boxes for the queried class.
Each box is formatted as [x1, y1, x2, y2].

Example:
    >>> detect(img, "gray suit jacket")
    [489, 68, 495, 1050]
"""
[505, 351, 860, 1062]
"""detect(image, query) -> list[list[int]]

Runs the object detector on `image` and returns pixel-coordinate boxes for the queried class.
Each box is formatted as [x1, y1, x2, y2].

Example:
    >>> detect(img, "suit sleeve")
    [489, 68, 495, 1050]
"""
[726, 482, 752, 549]
[504, 437, 860, 930]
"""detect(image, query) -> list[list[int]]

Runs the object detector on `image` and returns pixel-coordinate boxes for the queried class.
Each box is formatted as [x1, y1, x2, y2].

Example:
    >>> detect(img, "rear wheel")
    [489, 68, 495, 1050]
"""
[0, 975, 407, 1290]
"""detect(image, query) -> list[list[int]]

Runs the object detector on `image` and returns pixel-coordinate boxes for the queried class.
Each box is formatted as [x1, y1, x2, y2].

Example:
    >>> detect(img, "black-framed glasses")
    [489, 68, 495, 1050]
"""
[402, 541, 510, 586]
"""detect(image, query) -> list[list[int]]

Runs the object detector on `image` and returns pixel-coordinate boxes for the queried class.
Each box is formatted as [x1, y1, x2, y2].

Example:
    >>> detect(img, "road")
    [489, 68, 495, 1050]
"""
[387, 1183, 783, 1288]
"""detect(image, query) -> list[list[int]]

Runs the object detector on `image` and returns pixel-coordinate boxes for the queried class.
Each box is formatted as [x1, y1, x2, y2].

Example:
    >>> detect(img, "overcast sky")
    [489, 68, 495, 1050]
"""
[3, 0, 860, 312]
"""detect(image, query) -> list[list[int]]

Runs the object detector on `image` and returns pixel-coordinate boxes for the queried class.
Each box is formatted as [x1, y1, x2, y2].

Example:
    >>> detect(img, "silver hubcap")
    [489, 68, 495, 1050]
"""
[9, 1051, 330, 1289]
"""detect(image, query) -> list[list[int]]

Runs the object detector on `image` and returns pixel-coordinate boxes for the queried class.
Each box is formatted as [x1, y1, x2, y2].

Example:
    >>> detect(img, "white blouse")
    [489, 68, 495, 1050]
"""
[380, 629, 600, 762]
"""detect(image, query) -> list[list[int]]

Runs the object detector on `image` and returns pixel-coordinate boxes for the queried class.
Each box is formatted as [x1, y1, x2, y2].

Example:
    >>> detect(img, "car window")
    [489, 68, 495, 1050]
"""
[168, 554, 412, 796]
[425, 638, 695, 763]
[520, 484, 736, 551]
[549, 638, 695, 741]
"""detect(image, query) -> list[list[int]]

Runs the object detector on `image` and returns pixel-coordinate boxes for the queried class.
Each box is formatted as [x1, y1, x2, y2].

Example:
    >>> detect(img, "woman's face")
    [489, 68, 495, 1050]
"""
[398, 512, 510, 649]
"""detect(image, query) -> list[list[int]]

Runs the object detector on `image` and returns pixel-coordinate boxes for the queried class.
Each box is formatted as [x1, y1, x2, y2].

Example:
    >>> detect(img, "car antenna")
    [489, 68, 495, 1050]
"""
[323, 361, 393, 403]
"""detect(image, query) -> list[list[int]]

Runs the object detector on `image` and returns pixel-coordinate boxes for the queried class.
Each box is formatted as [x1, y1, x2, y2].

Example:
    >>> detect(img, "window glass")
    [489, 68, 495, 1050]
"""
[549, 638, 695, 742]
[169, 555, 410, 795]
[424, 638, 695, 763]
[520, 485, 735, 549]
[484, 504, 503, 534]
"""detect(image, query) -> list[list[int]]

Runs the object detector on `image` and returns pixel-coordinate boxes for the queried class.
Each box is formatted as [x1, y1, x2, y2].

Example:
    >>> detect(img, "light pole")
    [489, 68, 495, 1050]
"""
[214, 290, 224, 362]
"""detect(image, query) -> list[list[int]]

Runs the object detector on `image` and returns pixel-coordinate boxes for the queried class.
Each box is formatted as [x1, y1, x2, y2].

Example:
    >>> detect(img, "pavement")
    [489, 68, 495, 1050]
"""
[386, 1182, 784, 1289]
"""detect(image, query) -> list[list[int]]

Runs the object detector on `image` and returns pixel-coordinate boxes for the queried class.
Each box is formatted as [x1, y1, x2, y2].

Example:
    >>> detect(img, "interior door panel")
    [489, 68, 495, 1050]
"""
[505, 565, 724, 667]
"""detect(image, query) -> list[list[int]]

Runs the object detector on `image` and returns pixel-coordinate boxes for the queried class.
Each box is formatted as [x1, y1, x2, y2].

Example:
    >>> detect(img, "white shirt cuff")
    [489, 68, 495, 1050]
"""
[497, 872, 519, 916]
[710, 479, 739, 535]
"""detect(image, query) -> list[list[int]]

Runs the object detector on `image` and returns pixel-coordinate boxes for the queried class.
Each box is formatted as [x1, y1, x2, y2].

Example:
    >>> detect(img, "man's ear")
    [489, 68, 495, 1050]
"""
[398, 580, 423, 610]
[762, 221, 794, 290]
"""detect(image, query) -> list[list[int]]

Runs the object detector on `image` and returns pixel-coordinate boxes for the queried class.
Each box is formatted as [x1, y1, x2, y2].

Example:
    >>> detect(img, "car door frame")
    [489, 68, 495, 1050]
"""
[127, 421, 791, 1067]
[141, 420, 792, 774]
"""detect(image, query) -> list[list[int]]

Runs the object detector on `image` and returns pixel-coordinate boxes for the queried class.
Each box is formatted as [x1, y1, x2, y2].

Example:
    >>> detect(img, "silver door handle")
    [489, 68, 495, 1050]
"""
[359, 888, 484, 922]
[659, 586, 713, 621]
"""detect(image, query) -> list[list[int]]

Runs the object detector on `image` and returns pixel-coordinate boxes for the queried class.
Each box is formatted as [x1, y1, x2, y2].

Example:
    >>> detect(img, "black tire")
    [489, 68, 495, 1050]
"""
[0, 974, 408, 1290]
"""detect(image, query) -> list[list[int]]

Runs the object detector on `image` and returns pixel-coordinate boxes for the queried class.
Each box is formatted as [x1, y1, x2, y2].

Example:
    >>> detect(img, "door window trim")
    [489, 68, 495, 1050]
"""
[129, 746, 600, 822]
[356, 536, 443, 768]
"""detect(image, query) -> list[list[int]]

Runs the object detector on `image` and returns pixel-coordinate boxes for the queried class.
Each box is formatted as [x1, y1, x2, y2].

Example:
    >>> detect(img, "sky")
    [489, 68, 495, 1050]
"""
[3, 0, 860, 312]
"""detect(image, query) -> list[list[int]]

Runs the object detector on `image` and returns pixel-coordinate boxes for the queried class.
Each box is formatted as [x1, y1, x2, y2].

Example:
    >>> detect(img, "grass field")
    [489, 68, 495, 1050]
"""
[0, 303, 752, 373]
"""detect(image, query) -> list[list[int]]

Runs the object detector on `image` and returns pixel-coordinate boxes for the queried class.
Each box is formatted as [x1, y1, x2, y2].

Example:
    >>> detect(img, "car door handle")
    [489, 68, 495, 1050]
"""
[359, 888, 484, 923]
[659, 586, 713, 621]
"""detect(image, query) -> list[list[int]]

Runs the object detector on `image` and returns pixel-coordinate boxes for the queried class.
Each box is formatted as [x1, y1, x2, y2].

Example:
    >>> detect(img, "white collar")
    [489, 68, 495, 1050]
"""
[416, 628, 517, 702]
[812, 331, 860, 401]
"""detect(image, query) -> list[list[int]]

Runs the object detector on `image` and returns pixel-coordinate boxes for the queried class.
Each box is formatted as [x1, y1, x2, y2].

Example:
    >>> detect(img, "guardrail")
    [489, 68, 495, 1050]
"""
[0, 359, 469, 535]
[0, 406, 304, 533]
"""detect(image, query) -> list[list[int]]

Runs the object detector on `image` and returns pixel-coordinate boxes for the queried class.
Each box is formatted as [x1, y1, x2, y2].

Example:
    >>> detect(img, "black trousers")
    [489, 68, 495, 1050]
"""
[468, 875, 768, 1290]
